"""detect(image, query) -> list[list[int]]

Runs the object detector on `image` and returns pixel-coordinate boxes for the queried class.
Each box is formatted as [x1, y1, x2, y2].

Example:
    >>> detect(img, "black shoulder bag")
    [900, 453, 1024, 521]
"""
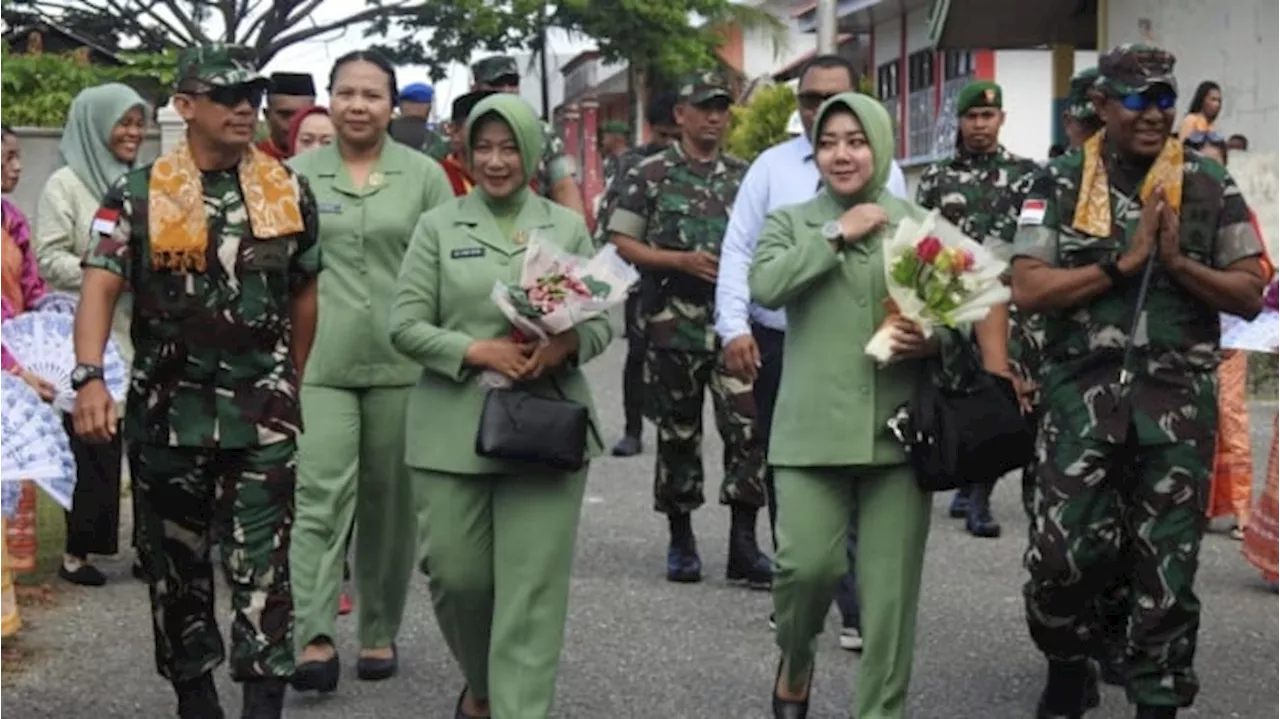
[888, 347, 1035, 493]
[475, 376, 602, 472]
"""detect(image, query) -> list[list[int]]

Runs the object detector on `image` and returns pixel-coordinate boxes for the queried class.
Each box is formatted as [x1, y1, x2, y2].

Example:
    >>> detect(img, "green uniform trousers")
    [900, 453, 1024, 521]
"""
[131, 440, 296, 682]
[413, 466, 588, 719]
[290, 385, 418, 652]
[772, 464, 931, 719]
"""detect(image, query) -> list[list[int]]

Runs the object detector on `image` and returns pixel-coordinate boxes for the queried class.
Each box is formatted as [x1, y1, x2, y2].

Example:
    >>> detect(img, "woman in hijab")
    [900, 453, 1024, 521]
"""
[288, 105, 335, 156]
[390, 94, 611, 719]
[749, 93, 953, 718]
[34, 83, 147, 586]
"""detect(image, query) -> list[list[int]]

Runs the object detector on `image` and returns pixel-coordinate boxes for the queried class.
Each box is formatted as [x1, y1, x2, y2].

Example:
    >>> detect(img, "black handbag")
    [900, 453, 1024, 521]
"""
[888, 358, 1035, 493]
[475, 377, 601, 472]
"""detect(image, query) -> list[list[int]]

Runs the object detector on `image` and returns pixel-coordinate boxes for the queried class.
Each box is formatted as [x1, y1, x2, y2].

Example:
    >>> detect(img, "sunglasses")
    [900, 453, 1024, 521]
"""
[797, 91, 837, 111]
[190, 84, 266, 109]
[1116, 91, 1176, 112]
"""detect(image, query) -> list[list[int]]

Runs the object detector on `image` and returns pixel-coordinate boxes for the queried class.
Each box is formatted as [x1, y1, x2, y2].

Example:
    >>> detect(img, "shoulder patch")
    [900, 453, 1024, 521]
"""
[1018, 198, 1046, 226]
[91, 208, 120, 236]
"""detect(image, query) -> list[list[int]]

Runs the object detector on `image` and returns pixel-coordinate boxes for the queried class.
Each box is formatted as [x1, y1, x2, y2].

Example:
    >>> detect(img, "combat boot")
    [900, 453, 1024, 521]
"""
[1035, 660, 1099, 719]
[241, 678, 287, 719]
[666, 512, 702, 583]
[948, 487, 971, 518]
[1134, 707, 1176, 718]
[966, 488, 1001, 538]
[174, 673, 224, 719]
[726, 503, 773, 590]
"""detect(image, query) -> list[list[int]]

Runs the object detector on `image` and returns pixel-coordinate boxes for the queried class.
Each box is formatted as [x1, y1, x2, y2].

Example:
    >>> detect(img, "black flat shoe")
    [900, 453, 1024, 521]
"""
[356, 643, 397, 681]
[771, 658, 810, 719]
[455, 686, 491, 719]
[291, 650, 339, 693]
[241, 678, 286, 719]
[59, 562, 107, 586]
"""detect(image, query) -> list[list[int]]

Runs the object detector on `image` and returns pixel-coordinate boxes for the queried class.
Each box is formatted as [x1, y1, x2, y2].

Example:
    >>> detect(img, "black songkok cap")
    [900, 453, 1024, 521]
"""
[269, 72, 316, 96]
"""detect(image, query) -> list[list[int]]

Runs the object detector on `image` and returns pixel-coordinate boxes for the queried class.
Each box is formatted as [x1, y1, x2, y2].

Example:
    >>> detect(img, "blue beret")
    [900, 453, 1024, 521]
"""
[401, 83, 433, 103]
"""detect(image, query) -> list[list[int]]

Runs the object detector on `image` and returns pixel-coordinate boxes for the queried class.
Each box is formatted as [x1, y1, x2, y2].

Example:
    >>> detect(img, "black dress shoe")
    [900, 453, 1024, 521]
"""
[1134, 706, 1176, 719]
[59, 562, 107, 586]
[241, 678, 287, 719]
[771, 658, 810, 719]
[1036, 660, 1098, 719]
[611, 435, 642, 457]
[291, 650, 339, 693]
[356, 643, 397, 681]
[175, 673, 224, 719]
[455, 686, 490, 719]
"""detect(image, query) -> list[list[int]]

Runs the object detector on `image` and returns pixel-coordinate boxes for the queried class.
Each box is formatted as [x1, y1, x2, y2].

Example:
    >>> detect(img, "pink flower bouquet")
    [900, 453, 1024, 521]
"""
[864, 211, 1010, 365]
[481, 234, 638, 387]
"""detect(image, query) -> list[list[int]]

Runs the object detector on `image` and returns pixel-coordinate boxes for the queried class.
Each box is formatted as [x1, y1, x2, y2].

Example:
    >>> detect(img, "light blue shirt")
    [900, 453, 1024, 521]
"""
[715, 134, 909, 341]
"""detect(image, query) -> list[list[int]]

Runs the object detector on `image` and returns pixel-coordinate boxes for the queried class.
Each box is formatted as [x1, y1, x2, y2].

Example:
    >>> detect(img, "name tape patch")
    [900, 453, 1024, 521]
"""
[1018, 199, 1046, 226]
[450, 247, 486, 260]
[317, 202, 343, 214]
[91, 208, 121, 236]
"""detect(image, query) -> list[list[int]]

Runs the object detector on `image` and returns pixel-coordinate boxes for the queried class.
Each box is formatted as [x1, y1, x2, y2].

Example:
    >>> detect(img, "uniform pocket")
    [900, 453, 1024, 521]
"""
[241, 238, 296, 273]
[1057, 233, 1119, 269]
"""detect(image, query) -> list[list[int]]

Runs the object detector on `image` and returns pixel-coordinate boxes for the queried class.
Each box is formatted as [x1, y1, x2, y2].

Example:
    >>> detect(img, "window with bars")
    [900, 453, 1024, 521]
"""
[940, 50, 975, 116]
[877, 60, 902, 156]
[906, 50, 935, 158]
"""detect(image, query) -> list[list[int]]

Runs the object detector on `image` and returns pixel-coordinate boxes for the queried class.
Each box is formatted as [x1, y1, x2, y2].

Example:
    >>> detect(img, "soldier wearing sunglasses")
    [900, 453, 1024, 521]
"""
[72, 44, 321, 719]
[1011, 44, 1268, 719]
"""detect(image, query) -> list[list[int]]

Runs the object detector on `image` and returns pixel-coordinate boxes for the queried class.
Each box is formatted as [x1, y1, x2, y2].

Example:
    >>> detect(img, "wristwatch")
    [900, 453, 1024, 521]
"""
[822, 220, 845, 248]
[70, 363, 104, 391]
[1099, 260, 1126, 287]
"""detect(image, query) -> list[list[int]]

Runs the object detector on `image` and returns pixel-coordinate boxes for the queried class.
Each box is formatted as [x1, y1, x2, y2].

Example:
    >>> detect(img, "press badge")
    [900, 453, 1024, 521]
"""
[451, 247, 486, 259]
[317, 202, 343, 214]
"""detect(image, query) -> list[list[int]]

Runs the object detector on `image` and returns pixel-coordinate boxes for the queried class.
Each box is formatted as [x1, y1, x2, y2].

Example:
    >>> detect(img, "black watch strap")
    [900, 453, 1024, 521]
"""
[1099, 261, 1126, 287]
[71, 363, 105, 390]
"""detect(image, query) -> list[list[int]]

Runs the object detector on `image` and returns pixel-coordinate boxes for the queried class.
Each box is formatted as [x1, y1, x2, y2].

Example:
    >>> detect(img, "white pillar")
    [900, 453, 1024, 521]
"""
[817, 0, 838, 54]
[157, 100, 185, 152]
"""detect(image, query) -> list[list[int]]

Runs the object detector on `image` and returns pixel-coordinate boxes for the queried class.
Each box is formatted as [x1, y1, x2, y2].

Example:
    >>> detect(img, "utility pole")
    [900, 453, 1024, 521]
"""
[539, 2, 551, 121]
[816, 0, 838, 54]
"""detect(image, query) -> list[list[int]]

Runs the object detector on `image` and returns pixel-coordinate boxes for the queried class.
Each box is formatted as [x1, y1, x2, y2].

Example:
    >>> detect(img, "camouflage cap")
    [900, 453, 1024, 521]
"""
[1097, 43, 1176, 95]
[600, 120, 629, 136]
[472, 55, 520, 85]
[677, 71, 732, 104]
[1067, 66, 1100, 120]
[175, 43, 264, 89]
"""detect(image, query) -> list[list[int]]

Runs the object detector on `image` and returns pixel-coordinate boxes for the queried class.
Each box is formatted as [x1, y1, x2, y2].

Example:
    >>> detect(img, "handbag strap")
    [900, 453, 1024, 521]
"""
[549, 375, 604, 451]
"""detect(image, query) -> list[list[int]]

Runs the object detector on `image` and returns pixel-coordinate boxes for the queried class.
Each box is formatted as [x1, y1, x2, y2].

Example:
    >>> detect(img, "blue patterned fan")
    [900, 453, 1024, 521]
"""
[30, 291, 79, 316]
[3, 311, 127, 414]
[1, 482, 20, 520]
[1, 374, 75, 510]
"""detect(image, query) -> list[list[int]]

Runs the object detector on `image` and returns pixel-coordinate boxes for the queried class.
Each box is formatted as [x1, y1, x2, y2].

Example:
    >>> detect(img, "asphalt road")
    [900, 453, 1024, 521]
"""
[3, 336, 1277, 719]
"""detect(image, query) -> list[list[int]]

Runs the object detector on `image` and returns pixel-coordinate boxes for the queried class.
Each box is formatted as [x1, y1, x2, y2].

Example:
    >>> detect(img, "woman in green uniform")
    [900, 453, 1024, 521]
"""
[749, 93, 954, 719]
[389, 94, 610, 719]
[288, 50, 452, 691]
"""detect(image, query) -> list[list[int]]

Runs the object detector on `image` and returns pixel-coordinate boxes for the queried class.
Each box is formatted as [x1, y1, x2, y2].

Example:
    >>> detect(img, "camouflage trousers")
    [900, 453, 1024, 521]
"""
[1023, 420, 1212, 708]
[644, 348, 767, 514]
[131, 440, 297, 683]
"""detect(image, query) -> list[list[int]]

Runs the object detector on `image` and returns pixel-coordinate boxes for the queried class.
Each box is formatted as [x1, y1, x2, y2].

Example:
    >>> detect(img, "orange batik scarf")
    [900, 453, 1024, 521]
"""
[148, 141, 304, 272]
[1072, 131, 1184, 237]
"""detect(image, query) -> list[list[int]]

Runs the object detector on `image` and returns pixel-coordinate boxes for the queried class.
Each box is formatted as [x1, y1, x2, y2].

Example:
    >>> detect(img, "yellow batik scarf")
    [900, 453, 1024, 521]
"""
[148, 141, 304, 272]
[1072, 131, 1184, 237]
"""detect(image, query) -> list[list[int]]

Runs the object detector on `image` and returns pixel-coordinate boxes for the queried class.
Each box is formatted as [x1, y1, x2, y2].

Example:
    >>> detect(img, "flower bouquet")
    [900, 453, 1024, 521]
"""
[480, 234, 639, 388]
[864, 210, 1011, 364]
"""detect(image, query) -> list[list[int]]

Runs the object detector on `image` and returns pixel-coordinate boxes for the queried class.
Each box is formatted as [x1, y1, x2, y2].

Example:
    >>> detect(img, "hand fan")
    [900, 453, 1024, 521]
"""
[1, 374, 76, 510]
[30, 291, 79, 316]
[1, 482, 20, 520]
[3, 311, 128, 413]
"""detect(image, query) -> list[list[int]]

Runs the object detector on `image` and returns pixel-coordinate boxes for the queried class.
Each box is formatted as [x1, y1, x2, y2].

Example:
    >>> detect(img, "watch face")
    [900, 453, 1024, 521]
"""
[71, 366, 88, 384]
[822, 220, 841, 240]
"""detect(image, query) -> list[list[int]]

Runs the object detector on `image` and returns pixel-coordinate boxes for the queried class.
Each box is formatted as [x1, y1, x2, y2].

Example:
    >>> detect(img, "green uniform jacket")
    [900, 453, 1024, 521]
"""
[748, 192, 923, 467]
[289, 140, 454, 387]
[389, 191, 613, 475]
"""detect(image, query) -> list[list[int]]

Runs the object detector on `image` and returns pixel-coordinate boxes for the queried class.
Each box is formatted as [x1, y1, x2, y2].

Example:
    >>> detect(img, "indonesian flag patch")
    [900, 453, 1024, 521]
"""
[1018, 199, 1046, 226]
[91, 208, 120, 237]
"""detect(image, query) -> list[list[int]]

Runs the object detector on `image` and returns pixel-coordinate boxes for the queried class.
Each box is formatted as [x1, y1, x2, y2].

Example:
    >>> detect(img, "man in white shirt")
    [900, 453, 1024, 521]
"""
[715, 55, 908, 649]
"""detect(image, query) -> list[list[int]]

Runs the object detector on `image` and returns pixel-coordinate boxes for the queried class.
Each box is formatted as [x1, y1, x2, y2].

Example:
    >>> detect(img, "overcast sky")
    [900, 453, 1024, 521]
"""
[260, 4, 593, 118]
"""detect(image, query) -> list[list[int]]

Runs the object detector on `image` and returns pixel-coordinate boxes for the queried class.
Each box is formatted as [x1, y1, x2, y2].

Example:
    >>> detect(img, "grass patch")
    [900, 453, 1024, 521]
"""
[1249, 352, 1279, 400]
[13, 490, 67, 588]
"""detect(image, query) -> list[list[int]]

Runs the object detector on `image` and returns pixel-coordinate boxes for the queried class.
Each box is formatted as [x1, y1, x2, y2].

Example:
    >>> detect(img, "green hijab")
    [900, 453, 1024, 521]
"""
[464, 94, 543, 216]
[811, 92, 903, 211]
[60, 83, 148, 200]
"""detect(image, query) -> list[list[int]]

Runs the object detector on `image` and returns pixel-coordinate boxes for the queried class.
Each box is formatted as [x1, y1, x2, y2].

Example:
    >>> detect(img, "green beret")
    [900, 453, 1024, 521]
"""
[955, 81, 1002, 116]
[600, 121, 629, 136]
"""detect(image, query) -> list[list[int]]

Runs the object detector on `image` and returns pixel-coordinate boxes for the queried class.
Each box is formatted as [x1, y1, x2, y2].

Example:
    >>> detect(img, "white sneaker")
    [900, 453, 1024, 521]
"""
[839, 626, 863, 651]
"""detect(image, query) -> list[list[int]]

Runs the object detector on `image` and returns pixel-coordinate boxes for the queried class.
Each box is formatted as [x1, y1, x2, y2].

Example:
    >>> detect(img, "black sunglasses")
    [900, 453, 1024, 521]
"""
[797, 91, 838, 110]
[189, 84, 266, 109]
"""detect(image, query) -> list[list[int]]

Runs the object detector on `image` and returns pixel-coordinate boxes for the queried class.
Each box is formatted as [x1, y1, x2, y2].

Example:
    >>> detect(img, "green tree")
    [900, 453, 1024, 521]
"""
[725, 83, 795, 163]
[1, 44, 178, 127]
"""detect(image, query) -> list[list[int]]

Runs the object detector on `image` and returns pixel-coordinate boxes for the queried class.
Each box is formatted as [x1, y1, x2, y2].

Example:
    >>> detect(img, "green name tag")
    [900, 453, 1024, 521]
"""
[450, 247, 486, 260]
[317, 202, 343, 214]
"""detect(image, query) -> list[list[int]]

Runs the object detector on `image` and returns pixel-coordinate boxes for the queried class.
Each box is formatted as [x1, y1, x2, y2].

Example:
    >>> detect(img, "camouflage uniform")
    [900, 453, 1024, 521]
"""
[471, 56, 576, 198]
[83, 46, 321, 684]
[916, 81, 1040, 534]
[1013, 44, 1263, 710]
[606, 73, 766, 516]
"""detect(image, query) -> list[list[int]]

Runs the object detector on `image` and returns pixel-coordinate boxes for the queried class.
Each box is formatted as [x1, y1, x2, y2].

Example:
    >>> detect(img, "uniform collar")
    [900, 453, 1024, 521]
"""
[310, 138, 409, 197]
